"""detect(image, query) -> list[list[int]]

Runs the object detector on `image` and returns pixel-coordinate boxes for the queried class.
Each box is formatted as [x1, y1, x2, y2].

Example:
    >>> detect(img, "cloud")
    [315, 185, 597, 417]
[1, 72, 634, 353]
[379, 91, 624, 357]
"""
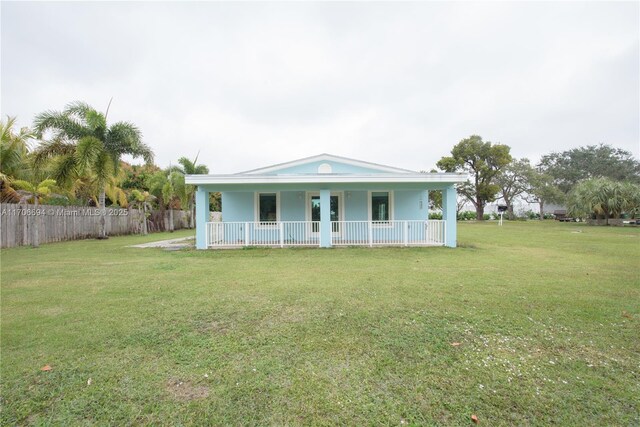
[2, 1, 638, 173]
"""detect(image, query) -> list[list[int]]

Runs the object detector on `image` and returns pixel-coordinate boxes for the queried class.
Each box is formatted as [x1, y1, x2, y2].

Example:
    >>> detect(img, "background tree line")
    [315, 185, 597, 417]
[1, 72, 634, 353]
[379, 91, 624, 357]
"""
[435, 135, 640, 222]
[0, 101, 216, 238]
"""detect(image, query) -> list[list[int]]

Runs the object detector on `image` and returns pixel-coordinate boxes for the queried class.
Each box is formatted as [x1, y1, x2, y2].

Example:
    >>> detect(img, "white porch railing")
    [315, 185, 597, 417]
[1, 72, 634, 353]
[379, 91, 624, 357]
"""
[206, 220, 445, 248]
[331, 220, 445, 246]
[207, 221, 321, 247]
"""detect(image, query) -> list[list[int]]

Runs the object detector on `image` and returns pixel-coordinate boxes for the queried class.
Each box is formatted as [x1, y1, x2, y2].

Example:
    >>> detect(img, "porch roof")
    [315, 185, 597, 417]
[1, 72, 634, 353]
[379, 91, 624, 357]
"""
[185, 172, 468, 186]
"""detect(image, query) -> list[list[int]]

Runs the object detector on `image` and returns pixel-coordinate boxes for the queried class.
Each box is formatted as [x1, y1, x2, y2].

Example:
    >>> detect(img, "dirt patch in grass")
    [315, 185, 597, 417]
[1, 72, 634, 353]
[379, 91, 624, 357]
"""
[166, 379, 209, 401]
[194, 320, 232, 335]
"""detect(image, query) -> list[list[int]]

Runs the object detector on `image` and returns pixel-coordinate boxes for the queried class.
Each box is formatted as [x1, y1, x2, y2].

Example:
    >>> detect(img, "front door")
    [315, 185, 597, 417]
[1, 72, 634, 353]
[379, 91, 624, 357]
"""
[307, 192, 342, 236]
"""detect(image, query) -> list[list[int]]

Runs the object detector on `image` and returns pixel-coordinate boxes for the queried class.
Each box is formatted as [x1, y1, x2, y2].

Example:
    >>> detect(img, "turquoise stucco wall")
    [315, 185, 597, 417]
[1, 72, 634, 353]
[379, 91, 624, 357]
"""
[221, 189, 429, 223]
[262, 160, 398, 175]
[394, 190, 428, 220]
[221, 192, 254, 222]
[280, 191, 305, 221]
[344, 191, 368, 220]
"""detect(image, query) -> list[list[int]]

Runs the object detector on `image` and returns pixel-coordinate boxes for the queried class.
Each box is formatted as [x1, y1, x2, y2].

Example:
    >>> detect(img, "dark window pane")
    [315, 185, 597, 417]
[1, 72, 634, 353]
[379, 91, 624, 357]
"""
[371, 192, 389, 221]
[259, 193, 277, 222]
[330, 196, 339, 221]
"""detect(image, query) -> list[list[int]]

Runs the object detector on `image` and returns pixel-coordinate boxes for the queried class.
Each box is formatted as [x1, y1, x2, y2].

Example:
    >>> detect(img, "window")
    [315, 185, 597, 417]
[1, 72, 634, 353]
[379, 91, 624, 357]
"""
[258, 193, 278, 222]
[371, 191, 391, 222]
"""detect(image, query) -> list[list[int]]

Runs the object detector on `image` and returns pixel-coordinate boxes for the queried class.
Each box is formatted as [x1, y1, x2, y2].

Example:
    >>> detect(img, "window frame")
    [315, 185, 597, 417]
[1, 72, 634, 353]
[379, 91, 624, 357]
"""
[368, 190, 394, 226]
[254, 192, 280, 226]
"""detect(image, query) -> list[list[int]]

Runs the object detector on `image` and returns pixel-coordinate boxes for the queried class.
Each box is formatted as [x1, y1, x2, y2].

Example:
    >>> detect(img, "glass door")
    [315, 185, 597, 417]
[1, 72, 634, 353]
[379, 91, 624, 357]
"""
[308, 193, 342, 236]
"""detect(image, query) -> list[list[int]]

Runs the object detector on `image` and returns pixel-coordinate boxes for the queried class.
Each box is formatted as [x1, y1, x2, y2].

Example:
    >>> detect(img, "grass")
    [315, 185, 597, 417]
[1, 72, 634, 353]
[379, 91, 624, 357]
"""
[1, 222, 639, 426]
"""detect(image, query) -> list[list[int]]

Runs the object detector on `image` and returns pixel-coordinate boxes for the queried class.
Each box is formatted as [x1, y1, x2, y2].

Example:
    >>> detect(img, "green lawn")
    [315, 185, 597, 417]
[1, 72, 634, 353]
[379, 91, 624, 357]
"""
[1, 222, 639, 426]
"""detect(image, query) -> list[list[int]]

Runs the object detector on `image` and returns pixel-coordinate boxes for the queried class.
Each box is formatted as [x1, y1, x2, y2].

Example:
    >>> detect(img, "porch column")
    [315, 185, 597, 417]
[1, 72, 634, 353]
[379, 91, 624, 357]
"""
[442, 185, 457, 248]
[319, 189, 332, 248]
[195, 187, 210, 249]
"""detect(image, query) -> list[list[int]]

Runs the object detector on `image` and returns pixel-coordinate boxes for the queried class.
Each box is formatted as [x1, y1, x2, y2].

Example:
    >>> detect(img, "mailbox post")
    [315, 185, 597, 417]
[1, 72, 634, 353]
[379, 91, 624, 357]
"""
[497, 205, 508, 226]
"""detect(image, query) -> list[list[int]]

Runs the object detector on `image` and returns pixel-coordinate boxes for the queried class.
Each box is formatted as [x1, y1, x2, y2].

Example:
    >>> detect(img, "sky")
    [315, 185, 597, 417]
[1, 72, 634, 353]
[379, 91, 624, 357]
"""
[2, 1, 638, 174]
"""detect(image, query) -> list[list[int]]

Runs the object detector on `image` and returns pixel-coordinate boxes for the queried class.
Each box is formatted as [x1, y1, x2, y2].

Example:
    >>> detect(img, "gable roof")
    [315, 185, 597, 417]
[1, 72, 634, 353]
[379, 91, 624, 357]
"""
[239, 153, 417, 175]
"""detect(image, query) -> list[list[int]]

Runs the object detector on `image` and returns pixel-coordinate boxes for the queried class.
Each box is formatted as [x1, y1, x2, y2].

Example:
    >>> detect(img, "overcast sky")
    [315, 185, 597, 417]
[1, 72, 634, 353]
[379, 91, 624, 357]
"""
[2, 1, 638, 174]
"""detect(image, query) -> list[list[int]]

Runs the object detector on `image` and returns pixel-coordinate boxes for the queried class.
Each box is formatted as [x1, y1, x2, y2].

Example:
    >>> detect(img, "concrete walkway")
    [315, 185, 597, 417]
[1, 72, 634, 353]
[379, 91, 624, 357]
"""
[129, 236, 194, 249]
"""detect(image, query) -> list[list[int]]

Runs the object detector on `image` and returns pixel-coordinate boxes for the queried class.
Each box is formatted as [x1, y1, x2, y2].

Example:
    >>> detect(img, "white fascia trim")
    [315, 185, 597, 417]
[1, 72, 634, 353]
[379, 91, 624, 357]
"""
[239, 153, 417, 175]
[186, 173, 468, 185]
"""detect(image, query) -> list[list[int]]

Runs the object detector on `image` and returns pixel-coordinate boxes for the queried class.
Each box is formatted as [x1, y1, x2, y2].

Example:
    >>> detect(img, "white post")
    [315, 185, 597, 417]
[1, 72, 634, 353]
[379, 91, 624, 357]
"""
[403, 221, 407, 246]
[443, 220, 447, 246]
[279, 222, 284, 247]
[368, 221, 373, 247]
[245, 222, 250, 245]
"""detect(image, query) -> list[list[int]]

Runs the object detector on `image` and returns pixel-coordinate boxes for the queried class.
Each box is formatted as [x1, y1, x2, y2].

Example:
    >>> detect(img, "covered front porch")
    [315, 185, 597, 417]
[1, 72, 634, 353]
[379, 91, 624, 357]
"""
[205, 219, 446, 248]
[194, 186, 459, 248]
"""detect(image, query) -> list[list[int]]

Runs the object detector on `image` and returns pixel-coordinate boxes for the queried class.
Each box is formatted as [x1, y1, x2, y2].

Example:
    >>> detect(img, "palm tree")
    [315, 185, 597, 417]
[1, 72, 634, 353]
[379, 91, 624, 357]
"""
[0, 116, 34, 202]
[162, 170, 187, 232]
[33, 101, 153, 238]
[12, 178, 57, 247]
[568, 178, 640, 224]
[129, 189, 155, 235]
[176, 154, 209, 228]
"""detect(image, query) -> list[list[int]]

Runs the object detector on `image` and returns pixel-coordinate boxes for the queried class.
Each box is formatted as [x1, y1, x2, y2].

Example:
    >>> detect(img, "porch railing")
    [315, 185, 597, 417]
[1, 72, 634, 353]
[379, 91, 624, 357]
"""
[331, 220, 445, 246]
[206, 221, 321, 247]
[206, 220, 445, 248]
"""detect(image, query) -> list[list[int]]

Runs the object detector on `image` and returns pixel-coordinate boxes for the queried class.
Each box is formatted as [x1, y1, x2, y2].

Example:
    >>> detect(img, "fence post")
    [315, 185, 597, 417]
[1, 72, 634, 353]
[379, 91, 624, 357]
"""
[368, 221, 373, 247]
[245, 222, 250, 245]
[279, 222, 284, 247]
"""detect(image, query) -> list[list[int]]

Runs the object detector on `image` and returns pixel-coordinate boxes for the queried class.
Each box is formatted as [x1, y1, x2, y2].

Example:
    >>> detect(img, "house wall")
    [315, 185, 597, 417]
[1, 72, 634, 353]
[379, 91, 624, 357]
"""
[394, 190, 428, 220]
[222, 189, 428, 222]
[344, 191, 368, 220]
[262, 160, 395, 175]
[280, 191, 305, 221]
[221, 192, 254, 222]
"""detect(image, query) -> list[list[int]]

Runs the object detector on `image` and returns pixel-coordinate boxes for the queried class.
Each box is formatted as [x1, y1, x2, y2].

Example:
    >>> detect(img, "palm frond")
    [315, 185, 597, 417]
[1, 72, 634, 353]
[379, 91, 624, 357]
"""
[177, 157, 194, 174]
[93, 150, 113, 188]
[75, 136, 104, 175]
[33, 110, 91, 140]
[63, 101, 94, 121]
[85, 109, 107, 138]
[32, 139, 76, 167]
[0, 181, 21, 203]
[0, 116, 17, 143]
[106, 121, 153, 163]
[52, 154, 79, 188]
[105, 180, 128, 207]
[11, 179, 36, 193]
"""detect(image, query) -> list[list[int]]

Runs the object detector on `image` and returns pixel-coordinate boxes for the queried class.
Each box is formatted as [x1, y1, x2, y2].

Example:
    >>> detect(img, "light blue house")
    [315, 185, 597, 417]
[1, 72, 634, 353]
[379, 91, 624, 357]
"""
[186, 154, 466, 249]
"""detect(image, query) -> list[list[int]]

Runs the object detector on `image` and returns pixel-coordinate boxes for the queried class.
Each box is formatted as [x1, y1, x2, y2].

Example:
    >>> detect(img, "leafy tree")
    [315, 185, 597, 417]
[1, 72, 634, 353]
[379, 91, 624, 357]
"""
[12, 178, 57, 247]
[567, 178, 640, 224]
[33, 101, 153, 238]
[145, 170, 169, 210]
[0, 116, 34, 202]
[119, 162, 160, 190]
[539, 144, 640, 194]
[496, 158, 533, 219]
[437, 135, 512, 220]
[524, 169, 565, 221]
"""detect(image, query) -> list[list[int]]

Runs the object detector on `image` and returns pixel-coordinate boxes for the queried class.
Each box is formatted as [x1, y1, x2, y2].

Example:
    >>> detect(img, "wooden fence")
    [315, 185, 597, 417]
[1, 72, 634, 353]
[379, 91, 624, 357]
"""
[0, 203, 190, 248]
